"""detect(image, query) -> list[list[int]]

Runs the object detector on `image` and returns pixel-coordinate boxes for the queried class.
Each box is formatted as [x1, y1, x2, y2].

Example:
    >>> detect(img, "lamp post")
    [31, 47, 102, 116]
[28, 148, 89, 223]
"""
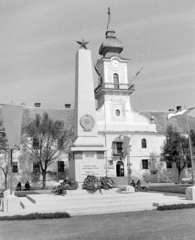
[1, 102, 23, 194]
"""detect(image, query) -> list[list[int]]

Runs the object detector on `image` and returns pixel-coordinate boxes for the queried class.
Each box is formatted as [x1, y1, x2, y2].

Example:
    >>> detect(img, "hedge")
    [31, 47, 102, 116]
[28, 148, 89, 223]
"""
[157, 203, 195, 211]
[0, 212, 70, 221]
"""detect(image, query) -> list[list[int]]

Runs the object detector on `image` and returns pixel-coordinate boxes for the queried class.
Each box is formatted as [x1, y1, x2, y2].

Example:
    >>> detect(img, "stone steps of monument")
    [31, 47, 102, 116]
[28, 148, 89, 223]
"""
[24, 192, 164, 206]
[19, 191, 190, 215]
[20, 197, 156, 214]
[65, 188, 118, 196]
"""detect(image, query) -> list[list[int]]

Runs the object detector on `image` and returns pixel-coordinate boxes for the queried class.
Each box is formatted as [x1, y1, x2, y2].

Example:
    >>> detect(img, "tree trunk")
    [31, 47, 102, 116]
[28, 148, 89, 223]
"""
[178, 169, 182, 184]
[42, 172, 47, 189]
[5, 172, 8, 190]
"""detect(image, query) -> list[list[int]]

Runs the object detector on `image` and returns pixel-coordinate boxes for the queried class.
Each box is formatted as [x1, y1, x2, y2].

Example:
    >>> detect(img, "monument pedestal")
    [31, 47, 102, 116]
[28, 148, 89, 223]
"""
[69, 147, 107, 183]
[68, 44, 107, 183]
[2, 189, 21, 213]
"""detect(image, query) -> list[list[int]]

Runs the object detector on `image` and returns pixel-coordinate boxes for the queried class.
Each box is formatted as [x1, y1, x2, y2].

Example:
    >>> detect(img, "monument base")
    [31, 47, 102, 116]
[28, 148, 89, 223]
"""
[2, 195, 21, 213]
[185, 186, 195, 200]
[69, 148, 107, 183]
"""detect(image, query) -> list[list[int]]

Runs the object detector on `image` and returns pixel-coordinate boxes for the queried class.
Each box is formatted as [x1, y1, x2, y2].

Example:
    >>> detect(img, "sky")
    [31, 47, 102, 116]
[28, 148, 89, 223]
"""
[0, 0, 195, 116]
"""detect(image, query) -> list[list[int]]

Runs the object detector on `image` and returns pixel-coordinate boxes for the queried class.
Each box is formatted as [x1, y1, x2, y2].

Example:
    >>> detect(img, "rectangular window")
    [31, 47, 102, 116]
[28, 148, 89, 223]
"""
[33, 162, 40, 173]
[12, 162, 18, 173]
[116, 142, 123, 155]
[142, 159, 149, 169]
[58, 161, 65, 172]
[166, 162, 172, 169]
[112, 142, 123, 156]
[33, 137, 39, 149]
[187, 161, 192, 168]
[58, 138, 64, 149]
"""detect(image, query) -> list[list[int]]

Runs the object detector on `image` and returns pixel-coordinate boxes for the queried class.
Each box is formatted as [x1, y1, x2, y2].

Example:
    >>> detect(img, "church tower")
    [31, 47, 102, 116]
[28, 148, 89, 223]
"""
[95, 8, 156, 180]
[95, 8, 134, 129]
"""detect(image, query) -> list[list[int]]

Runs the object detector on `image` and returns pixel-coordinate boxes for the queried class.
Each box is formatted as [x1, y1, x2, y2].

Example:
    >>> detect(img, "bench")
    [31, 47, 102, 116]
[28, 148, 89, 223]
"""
[181, 178, 191, 184]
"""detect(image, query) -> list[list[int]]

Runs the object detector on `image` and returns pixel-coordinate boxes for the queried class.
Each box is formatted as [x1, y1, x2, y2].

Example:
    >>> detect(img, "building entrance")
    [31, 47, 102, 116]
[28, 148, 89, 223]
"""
[116, 161, 124, 177]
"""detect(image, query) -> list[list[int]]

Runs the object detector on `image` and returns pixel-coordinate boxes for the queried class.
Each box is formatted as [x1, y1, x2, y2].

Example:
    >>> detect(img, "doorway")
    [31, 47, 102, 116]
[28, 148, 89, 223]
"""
[116, 161, 124, 177]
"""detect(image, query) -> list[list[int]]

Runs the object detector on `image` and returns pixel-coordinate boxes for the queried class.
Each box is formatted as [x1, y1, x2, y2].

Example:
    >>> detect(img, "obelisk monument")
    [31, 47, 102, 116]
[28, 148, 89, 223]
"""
[68, 39, 107, 183]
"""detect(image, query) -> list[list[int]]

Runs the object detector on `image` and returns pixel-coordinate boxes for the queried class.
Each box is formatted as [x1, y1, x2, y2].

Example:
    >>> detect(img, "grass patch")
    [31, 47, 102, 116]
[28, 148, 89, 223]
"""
[0, 212, 70, 221]
[157, 203, 195, 211]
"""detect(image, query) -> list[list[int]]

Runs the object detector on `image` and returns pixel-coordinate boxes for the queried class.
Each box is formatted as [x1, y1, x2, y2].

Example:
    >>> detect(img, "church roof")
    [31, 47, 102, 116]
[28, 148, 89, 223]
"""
[0, 107, 194, 135]
[140, 111, 195, 134]
[99, 8, 124, 56]
[0, 107, 74, 130]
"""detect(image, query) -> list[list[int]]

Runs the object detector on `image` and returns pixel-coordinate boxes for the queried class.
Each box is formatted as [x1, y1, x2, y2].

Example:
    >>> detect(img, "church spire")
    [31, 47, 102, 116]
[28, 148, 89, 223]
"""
[99, 8, 124, 56]
[106, 7, 115, 37]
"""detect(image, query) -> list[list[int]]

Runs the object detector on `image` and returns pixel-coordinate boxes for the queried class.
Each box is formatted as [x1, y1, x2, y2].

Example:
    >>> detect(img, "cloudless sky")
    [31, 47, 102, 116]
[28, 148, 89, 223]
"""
[0, 0, 195, 115]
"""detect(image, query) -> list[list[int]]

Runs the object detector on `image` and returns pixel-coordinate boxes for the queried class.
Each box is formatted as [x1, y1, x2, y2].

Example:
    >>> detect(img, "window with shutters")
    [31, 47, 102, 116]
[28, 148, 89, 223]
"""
[58, 161, 65, 172]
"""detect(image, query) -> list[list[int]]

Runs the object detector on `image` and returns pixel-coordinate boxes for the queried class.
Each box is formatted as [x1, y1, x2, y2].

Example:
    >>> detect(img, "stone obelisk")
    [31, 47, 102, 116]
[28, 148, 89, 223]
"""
[68, 39, 107, 183]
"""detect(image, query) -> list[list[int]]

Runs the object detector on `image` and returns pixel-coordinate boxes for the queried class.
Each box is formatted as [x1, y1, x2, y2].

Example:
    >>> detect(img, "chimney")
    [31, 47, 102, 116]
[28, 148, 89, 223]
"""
[34, 103, 41, 107]
[65, 104, 71, 109]
[176, 106, 182, 112]
[150, 116, 154, 124]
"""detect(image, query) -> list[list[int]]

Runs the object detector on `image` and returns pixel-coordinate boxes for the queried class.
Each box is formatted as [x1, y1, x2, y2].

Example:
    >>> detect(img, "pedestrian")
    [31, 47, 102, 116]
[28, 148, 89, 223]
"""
[136, 180, 141, 192]
[16, 182, 21, 191]
[145, 181, 149, 191]
[130, 180, 136, 188]
[25, 181, 31, 190]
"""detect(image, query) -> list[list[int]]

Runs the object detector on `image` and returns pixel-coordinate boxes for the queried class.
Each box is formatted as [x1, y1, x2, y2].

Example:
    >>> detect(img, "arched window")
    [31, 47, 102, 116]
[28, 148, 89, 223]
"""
[113, 73, 119, 89]
[141, 138, 147, 148]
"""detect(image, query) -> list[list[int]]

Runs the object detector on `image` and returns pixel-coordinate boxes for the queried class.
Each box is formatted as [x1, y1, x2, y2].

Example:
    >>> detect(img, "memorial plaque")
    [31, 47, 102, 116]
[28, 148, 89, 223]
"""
[80, 164, 100, 177]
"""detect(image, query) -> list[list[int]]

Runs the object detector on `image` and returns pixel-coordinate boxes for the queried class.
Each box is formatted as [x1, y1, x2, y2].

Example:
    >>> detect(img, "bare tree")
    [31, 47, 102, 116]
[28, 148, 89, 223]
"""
[0, 126, 10, 190]
[21, 112, 73, 189]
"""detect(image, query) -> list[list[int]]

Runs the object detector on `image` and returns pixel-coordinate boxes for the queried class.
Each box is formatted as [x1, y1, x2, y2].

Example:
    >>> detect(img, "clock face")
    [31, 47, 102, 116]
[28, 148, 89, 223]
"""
[112, 59, 120, 69]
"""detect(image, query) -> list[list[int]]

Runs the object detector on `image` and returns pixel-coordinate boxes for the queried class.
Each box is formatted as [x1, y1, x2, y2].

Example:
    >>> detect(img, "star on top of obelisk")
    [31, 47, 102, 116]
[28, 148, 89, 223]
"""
[77, 38, 89, 49]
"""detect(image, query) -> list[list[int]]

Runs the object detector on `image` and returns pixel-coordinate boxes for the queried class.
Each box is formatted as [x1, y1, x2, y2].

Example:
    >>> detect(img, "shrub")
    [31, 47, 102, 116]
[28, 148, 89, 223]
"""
[0, 212, 70, 221]
[157, 203, 195, 211]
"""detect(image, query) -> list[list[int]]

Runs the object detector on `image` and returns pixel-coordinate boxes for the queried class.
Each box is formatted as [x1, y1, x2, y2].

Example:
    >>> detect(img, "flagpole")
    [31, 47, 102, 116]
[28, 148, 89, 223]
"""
[10, 149, 13, 194]
[186, 114, 194, 185]
[104, 104, 108, 177]
[127, 145, 131, 185]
